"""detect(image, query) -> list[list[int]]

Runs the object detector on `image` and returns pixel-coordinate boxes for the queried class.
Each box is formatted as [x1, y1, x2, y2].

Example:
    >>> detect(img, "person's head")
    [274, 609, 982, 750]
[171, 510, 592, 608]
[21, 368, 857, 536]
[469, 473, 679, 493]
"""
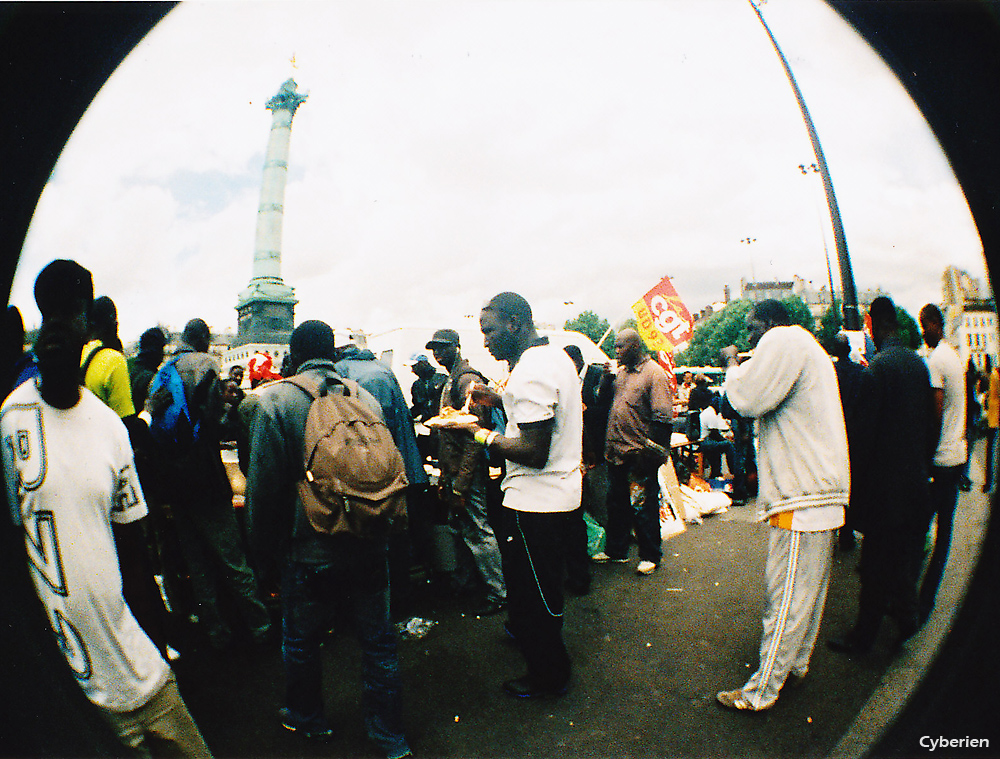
[745, 299, 791, 348]
[408, 354, 435, 378]
[33, 259, 93, 333]
[563, 344, 585, 374]
[480, 292, 536, 365]
[138, 326, 167, 366]
[426, 328, 461, 370]
[614, 328, 646, 368]
[3, 306, 26, 361]
[694, 373, 710, 387]
[34, 318, 85, 409]
[181, 318, 211, 353]
[867, 296, 898, 350]
[88, 295, 118, 340]
[228, 364, 245, 384]
[289, 320, 338, 368]
[831, 332, 851, 360]
[682, 371, 693, 385]
[919, 303, 945, 349]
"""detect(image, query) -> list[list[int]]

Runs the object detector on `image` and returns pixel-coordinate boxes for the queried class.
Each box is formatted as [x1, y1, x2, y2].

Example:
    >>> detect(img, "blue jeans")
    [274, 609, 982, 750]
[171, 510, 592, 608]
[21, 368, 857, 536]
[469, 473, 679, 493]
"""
[281, 558, 409, 758]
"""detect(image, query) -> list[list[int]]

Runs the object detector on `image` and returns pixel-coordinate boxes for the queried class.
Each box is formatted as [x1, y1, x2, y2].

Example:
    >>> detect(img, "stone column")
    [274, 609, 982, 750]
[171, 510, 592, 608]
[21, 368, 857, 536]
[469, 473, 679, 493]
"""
[234, 79, 307, 347]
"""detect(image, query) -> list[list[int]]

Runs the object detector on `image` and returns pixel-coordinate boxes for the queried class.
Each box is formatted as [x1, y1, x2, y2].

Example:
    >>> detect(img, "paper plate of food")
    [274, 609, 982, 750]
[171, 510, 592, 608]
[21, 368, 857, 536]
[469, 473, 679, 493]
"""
[423, 407, 479, 428]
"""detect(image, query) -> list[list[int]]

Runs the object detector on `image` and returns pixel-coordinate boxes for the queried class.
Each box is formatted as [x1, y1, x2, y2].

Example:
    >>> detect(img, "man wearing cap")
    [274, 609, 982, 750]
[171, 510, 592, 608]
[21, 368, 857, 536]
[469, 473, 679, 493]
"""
[408, 354, 445, 427]
[426, 329, 506, 617]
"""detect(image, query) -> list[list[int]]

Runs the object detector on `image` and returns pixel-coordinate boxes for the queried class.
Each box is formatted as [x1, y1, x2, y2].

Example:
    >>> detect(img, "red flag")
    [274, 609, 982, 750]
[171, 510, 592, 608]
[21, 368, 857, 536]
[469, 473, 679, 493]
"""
[631, 276, 694, 352]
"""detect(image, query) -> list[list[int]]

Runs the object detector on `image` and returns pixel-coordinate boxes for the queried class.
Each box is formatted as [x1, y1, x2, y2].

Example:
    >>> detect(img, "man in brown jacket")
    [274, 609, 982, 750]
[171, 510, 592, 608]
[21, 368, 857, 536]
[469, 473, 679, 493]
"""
[426, 328, 506, 616]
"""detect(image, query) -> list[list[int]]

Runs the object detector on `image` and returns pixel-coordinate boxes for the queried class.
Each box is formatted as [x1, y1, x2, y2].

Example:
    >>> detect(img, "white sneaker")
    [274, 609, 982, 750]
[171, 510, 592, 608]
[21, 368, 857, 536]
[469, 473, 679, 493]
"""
[591, 552, 628, 564]
[636, 560, 657, 575]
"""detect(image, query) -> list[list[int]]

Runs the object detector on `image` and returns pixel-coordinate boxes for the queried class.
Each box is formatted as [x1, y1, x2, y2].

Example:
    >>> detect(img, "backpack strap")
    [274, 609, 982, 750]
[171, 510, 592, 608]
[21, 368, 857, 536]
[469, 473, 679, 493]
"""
[285, 373, 356, 401]
[80, 342, 108, 381]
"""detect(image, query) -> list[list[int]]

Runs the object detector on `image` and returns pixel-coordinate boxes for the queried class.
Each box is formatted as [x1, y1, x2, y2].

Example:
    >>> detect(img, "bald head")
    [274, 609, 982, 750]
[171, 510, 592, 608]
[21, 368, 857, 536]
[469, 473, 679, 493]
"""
[615, 328, 645, 368]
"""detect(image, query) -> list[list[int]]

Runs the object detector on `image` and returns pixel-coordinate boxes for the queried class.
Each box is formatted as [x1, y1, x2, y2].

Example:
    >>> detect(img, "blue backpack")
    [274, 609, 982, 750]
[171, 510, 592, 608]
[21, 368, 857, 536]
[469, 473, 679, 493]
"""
[147, 359, 201, 453]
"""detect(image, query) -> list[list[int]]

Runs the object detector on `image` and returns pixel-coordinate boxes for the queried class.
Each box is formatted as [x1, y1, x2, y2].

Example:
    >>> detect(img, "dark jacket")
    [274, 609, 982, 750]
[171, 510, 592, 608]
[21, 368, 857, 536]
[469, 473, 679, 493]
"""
[334, 345, 427, 485]
[850, 336, 938, 534]
[436, 357, 491, 497]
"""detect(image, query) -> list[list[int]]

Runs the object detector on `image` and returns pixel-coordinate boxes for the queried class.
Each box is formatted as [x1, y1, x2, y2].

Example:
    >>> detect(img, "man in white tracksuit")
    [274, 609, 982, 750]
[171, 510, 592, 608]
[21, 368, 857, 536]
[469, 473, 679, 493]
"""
[715, 299, 850, 712]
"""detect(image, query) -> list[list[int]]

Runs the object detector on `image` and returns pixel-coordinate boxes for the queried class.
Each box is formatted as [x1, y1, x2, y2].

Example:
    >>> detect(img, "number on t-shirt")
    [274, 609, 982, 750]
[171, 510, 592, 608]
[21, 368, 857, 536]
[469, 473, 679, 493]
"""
[51, 608, 92, 681]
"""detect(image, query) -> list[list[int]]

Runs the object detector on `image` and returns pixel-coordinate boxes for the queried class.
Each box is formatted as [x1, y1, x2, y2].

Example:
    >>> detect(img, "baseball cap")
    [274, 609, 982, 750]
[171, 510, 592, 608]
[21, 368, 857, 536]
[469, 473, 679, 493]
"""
[425, 328, 460, 349]
[404, 353, 431, 366]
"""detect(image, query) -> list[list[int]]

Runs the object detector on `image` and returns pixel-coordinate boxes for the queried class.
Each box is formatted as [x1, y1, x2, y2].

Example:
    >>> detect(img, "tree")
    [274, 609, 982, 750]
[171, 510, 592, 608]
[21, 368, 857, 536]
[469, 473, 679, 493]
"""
[780, 295, 816, 333]
[676, 300, 753, 367]
[818, 298, 843, 353]
[565, 310, 614, 358]
[897, 306, 922, 350]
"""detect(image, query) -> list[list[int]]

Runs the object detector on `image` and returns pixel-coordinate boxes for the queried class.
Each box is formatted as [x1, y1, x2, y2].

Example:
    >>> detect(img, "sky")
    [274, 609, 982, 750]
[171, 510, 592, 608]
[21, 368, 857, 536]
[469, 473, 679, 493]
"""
[9, 0, 989, 345]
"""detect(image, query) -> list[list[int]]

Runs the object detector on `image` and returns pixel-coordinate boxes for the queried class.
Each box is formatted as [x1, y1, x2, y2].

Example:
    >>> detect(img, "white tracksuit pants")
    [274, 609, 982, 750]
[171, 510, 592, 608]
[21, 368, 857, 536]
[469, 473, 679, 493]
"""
[741, 526, 835, 710]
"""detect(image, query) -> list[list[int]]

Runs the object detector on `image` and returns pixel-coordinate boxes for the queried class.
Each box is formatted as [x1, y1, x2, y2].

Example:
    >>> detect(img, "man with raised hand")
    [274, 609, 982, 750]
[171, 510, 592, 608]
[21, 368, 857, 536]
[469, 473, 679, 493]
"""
[716, 299, 849, 712]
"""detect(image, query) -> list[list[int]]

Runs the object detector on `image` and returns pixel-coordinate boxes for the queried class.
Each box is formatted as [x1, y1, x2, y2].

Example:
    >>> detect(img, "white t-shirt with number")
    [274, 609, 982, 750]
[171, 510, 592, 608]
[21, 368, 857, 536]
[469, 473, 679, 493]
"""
[1, 381, 169, 713]
[501, 342, 583, 513]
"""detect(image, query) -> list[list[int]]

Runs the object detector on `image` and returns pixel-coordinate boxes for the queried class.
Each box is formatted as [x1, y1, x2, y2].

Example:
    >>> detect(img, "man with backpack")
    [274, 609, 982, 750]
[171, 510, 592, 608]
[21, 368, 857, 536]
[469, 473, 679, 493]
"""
[426, 328, 506, 616]
[244, 320, 411, 758]
[144, 318, 271, 652]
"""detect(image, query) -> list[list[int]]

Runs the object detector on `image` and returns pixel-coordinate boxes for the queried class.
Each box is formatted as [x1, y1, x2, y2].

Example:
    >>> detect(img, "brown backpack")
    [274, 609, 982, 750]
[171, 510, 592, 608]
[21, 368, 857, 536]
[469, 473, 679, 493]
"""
[286, 374, 408, 538]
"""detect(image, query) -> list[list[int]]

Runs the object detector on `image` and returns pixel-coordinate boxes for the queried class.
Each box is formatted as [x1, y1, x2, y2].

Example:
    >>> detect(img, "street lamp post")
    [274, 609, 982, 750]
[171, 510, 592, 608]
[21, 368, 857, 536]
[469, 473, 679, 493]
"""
[749, 0, 861, 330]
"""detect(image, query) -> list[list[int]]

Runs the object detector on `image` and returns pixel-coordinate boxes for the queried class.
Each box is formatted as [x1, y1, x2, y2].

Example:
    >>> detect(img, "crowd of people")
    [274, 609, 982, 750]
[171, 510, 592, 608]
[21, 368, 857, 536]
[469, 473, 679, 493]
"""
[1, 257, 994, 754]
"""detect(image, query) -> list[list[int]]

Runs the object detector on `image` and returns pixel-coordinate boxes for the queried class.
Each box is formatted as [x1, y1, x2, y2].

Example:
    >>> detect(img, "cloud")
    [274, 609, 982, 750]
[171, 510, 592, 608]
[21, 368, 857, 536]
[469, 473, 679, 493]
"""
[10, 0, 986, 346]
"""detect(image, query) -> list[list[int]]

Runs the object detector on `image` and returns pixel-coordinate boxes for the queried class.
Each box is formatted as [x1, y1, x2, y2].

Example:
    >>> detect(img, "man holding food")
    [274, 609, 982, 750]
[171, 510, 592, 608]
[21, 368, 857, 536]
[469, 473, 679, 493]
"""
[425, 328, 506, 617]
[459, 293, 583, 699]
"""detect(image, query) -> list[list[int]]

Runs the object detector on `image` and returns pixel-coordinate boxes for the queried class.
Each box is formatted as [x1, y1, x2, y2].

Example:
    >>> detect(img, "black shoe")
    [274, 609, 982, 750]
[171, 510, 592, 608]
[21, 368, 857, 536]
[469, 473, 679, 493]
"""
[502, 676, 569, 699]
[472, 599, 506, 617]
[278, 708, 334, 741]
[826, 636, 872, 656]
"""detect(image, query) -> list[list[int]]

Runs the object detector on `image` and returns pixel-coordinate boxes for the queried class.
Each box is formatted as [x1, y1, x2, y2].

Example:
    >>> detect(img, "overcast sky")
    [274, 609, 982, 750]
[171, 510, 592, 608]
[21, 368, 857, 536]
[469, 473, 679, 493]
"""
[9, 0, 988, 344]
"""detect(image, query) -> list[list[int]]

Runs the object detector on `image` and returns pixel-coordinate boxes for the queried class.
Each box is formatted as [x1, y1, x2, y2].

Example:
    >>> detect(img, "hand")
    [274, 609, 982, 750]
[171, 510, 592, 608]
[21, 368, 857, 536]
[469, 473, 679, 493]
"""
[468, 382, 501, 408]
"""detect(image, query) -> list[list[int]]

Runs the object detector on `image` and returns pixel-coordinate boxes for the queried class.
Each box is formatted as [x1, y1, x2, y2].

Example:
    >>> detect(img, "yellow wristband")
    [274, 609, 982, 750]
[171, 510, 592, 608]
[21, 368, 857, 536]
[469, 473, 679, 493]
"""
[474, 428, 490, 445]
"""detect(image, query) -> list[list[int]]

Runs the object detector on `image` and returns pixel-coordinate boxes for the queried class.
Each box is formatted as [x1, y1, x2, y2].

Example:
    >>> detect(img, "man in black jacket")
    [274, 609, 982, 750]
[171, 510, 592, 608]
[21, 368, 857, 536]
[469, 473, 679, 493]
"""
[828, 297, 939, 655]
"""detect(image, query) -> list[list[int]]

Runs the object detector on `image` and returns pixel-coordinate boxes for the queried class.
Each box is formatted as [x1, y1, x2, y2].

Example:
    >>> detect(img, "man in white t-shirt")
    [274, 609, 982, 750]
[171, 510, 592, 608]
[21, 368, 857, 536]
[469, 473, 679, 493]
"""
[464, 292, 583, 699]
[917, 303, 968, 624]
[1, 260, 210, 757]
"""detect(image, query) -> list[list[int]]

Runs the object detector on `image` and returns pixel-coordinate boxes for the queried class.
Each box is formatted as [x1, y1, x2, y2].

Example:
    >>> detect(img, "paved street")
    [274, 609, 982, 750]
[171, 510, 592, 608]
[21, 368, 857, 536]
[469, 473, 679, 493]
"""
[172, 453, 991, 759]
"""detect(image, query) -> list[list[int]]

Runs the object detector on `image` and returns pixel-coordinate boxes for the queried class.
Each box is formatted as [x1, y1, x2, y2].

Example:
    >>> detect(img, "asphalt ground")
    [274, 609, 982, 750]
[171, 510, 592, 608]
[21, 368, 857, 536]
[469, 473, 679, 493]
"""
[168, 457, 993, 759]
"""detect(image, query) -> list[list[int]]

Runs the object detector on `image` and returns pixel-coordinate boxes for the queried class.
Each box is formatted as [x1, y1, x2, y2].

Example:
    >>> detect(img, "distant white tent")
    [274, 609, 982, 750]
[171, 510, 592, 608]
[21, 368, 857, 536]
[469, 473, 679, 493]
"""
[365, 326, 610, 404]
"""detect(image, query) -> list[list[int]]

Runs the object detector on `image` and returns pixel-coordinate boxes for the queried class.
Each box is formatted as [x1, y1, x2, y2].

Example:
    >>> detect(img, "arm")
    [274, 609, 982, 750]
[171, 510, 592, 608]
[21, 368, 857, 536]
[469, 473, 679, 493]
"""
[488, 418, 554, 469]
[105, 353, 136, 417]
[245, 395, 296, 559]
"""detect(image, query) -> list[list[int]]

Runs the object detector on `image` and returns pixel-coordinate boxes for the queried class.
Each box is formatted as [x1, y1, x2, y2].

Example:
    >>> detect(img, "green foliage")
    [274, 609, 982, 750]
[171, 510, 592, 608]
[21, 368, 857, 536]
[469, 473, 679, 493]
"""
[781, 295, 816, 333]
[676, 300, 753, 367]
[676, 295, 817, 366]
[565, 310, 614, 359]
[818, 298, 843, 353]
[897, 306, 922, 350]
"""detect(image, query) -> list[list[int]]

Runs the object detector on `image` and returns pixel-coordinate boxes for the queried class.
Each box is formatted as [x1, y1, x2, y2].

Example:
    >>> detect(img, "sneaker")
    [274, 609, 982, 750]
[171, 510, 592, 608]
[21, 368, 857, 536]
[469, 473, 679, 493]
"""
[636, 560, 657, 576]
[279, 708, 334, 740]
[591, 552, 628, 564]
[716, 689, 770, 712]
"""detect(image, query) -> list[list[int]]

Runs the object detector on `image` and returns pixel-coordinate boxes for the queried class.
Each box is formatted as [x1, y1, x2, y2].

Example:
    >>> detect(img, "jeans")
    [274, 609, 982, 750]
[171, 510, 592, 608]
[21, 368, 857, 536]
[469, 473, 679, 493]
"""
[919, 465, 963, 619]
[281, 558, 409, 758]
[453, 468, 506, 603]
[605, 457, 662, 564]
